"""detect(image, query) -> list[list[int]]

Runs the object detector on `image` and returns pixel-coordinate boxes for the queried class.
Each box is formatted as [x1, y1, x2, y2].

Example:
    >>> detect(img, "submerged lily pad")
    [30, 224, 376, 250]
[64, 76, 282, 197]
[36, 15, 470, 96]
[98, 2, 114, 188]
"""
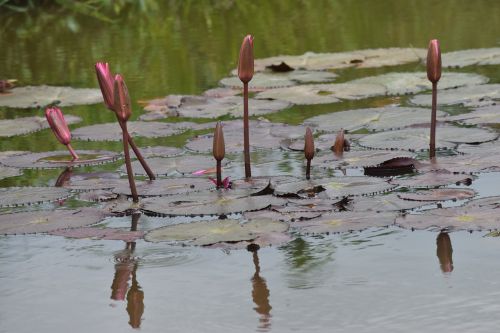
[49, 227, 144, 241]
[0, 85, 103, 108]
[304, 106, 445, 133]
[396, 196, 500, 231]
[398, 188, 476, 201]
[410, 84, 500, 108]
[358, 127, 497, 151]
[72, 121, 203, 141]
[314, 150, 415, 170]
[0, 208, 106, 235]
[0, 150, 121, 169]
[274, 176, 396, 199]
[350, 72, 487, 95]
[0, 115, 81, 137]
[290, 211, 397, 234]
[145, 218, 289, 246]
[0, 187, 72, 207]
[219, 70, 337, 89]
[0, 166, 22, 180]
[442, 48, 500, 68]
[448, 105, 500, 126]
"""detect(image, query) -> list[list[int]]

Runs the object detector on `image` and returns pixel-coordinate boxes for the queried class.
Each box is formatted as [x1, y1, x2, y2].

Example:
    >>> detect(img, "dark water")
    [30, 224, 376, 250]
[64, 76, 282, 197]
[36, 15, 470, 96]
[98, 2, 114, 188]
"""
[1, 0, 500, 332]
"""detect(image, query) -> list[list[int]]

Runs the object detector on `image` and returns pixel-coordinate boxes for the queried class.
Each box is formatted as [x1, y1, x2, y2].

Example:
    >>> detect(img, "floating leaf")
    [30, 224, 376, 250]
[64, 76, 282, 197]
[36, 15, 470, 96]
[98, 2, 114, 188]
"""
[350, 72, 487, 95]
[49, 227, 144, 241]
[442, 48, 500, 68]
[243, 209, 322, 222]
[418, 154, 500, 174]
[0, 187, 72, 207]
[0, 208, 107, 235]
[0, 166, 22, 180]
[145, 218, 289, 246]
[290, 211, 397, 234]
[304, 106, 446, 132]
[358, 127, 497, 151]
[347, 193, 429, 212]
[139, 146, 183, 158]
[392, 171, 473, 188]
[77, 190, 118, 202]
[112, 177, 216, 197]
[203, 87, 240, 98]
[220, 71, 337, 89]
[448, 105, 500, 126]
[410, 84, 500, 108]
[0, 150, 121, 169]
[363, 157, 417, 177]
[398, 188, 476, 201]
[266, 62, 294, 72]
[0, 85, 103, 108]
[314, 150, 415, 170]
[0, 115, 81, 137]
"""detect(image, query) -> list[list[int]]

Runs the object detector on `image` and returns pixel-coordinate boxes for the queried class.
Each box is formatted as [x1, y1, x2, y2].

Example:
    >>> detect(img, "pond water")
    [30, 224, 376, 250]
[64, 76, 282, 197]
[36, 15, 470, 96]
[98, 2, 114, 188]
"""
[2, 0, 500, 332]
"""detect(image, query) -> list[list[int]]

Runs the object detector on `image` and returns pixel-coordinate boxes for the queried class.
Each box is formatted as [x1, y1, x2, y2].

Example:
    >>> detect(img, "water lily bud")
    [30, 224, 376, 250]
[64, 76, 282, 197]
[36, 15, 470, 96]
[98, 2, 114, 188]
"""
[95, 62, 115, 110]
[45, 107, 72, 146]
[113, 74, 132, 122]
[238, 35, 254, 83]
[427, 39, 441, 83]
[213, 122, 225, 161]
[332, 129, 345, 155]
[304, 127, 315, 160]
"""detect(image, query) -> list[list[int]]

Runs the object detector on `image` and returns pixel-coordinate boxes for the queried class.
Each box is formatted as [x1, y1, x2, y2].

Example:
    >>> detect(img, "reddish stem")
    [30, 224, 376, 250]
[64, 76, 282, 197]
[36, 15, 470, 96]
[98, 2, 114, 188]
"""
[429, 82, 437, 159]
[306, 159, 311, 180]
[243, 83, 251, 179]
[66, 143, 79, 161]
[122, 122, 139, 203]
[118, 120, 155, 180]
[216, 160, 222, 189]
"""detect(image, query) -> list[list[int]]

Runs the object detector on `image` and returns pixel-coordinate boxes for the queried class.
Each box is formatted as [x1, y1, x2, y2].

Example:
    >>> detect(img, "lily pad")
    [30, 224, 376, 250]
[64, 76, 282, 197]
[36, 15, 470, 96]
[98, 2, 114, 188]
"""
[49, 227, 144, 241]
[358, 127, 497, 151]
[290, 211, 397, 234]
[350, 72, 487, 95]
[398, 188, 476, 201]
[0, 85, 103, 108]
[304, 106, 446, 133]
[410, 84, 500, 108]
[0, 208, 107, 235]
[347, 193, 429, 212]
[72, 121, 202, 141]
[112, 177, 216, 197]
[77, 190, 118, 202]
[0, 187, 72, 207]
[145, 218, 289, 246]
[392, 171, 474, 188]
[0, 166, 22, 180]
[139, 146, 184, 158]
[313, 150, 415, 170]
[0, 150, 121, 169]
[442, 48, 500, 68]
[0, 115, 81, 137]
[448, 105, 500, 126]
[418, 154, 500, 174]
[273, 176, 396, 199]
[396, 196, 500, 231]
[219, 70, 337, 89]
[243, 209, 322, 223]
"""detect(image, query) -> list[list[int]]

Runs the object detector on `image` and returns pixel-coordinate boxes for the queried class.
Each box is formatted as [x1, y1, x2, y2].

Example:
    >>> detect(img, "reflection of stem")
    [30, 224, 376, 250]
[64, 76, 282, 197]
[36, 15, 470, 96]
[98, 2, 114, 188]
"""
[436, 232, 453, 273]
[130, 213, 140, 232]
[66, 143, 79, 161]
[306, 159, 311, 180]
[55, 167, 72, 187]
[127, 264, 144, 329]
[243, 82, 251, 179]
[429, 82, 437, 159]
[118, 120, 155, 181]
[121, 122, 139, 203]
[251, 250, 271, 332]
[216, 160, 222, 188]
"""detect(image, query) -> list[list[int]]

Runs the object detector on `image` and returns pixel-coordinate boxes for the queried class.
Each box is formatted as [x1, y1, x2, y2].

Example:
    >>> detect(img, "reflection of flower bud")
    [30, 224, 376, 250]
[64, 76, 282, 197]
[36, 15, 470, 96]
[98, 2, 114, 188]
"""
[127, 273, 144, 329]
[304, 127, 315, 160]
[110, 263, 132, 301]
[95, 62, 115, 110]
[427, 39, 441, 84]
[436, 232, 453, 273]
[45, 107, 72, 146]
[113, 74, 132, 122]
[238, 35, 254, 84]
[213, 122, 225, 161]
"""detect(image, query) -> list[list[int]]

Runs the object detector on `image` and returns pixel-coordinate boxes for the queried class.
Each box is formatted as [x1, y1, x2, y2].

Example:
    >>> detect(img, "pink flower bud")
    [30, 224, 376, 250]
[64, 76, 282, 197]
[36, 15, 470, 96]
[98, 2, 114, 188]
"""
[95, 62, 115, 110]
[45, 107, 72, 146]
[238, 35, 254, 84]
[427, 39, 441, 84]
[113, 74, 132, 122]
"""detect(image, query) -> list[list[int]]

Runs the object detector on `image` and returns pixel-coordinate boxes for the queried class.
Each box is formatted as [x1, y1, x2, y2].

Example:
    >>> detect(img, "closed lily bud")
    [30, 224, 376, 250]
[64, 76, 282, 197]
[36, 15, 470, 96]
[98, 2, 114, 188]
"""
[95, 62, 115, 110]
[332, 129, 345, 155]
[113, 74, 132, 122]
[213, 122, 225, 161]
[304, 127, 315, 160]
[427, 39, 441, 83]
[238, 35, 254, 83]
[45, 107, 72, 146]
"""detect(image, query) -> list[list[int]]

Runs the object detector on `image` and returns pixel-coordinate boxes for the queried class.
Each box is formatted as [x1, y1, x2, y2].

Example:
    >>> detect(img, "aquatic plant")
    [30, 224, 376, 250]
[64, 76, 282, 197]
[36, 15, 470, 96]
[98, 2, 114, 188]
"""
[212, 121, 225, 188]
[427, 39, 442, 158]
[304, 127, 314, 180]
[45, 106, 79, 160]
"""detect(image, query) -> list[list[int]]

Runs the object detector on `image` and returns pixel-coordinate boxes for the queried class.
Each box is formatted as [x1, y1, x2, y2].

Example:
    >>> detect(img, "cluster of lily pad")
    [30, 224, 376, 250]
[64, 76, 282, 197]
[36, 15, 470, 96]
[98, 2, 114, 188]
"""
[1, 41, 500, 248]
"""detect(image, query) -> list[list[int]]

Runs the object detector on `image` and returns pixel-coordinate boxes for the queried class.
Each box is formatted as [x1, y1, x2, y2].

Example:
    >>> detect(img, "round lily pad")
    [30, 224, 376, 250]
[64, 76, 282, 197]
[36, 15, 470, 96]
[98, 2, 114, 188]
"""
[0, 115, 81, 137]
[419, 154, 500, 174]
[144, 218, 288, 246]
[112, 177, 216, 197]
[358, 127, 497, 151]
[77, 190, 118, 202]
[350, 72, 487, 95]
[290, 211, 397, 234]
[396, 196, 500, 231]
[0, 208, 107, 235]
[273, 176, 396, 199]
[313, 150, 415, 170]
[398, 188, 476, 201]
[219, 71, 337, 89]
[243, 209, 323, 223]
[49, 227, 144, 241]
[442, 48, 500, 68]
[0, 85, 103, 108]
[347, 193, 429, 212]
[64, 173, 127, 191]
[0, 150, 121, 169]
[448, 105, 500, 126]
[0, 187, 72, 207]
[0, 166, 22, 180]
[138, 146, 183, 158]
[410, 84, 500, 108]
[392, 171, 474, 188]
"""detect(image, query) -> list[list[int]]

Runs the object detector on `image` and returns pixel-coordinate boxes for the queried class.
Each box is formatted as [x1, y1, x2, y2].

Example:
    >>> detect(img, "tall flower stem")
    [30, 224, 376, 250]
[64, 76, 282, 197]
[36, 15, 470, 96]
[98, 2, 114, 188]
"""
[66, 143, 79, 161]
[429, 82, 438, 159]
[118, 121, 155, 180]
[243, 82, 251, 179]
[306, 160, 311, 180]
[121, 122, 139, 203]
[216, 160, 222, 188]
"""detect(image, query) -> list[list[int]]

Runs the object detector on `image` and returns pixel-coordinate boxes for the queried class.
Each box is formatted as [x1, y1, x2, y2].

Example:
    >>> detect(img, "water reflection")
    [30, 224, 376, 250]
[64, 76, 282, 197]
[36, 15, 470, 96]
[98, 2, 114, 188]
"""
[436, 232, 453, 273]
[110, 213, 144, 329]
[248, 246, 272, 332]
[54, 167, 72, 187]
